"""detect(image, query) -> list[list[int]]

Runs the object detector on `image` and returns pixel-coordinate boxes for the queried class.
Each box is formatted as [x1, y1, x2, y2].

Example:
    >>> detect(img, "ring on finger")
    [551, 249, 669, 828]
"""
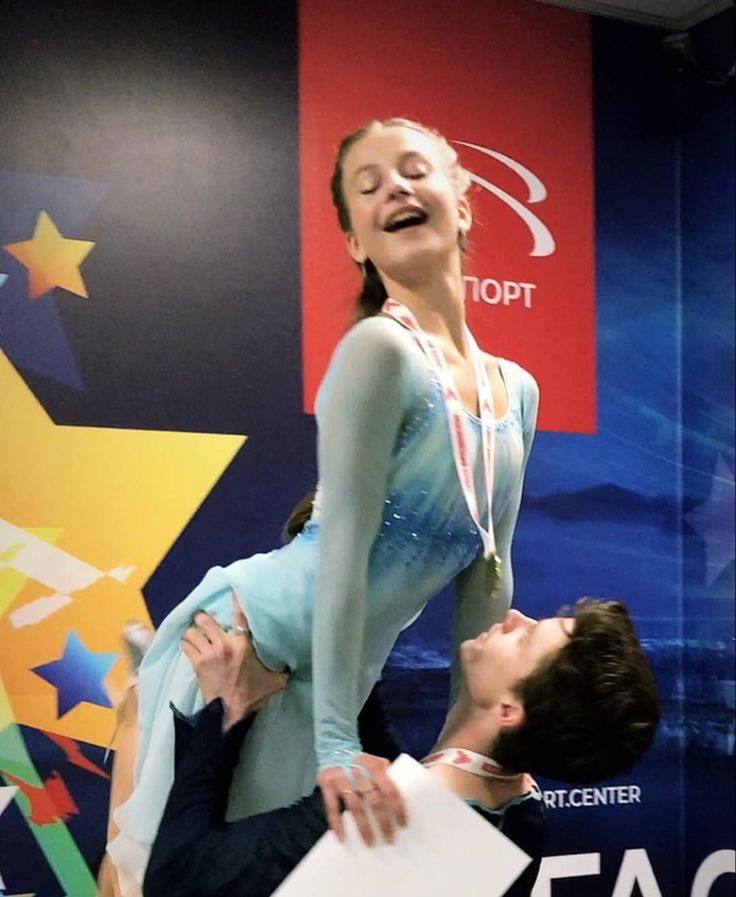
[233, 624, 249, 636]
[354, 784, 377, 794]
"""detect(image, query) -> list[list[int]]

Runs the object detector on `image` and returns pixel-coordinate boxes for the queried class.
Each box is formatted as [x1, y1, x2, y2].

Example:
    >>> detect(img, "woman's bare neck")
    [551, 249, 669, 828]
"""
[381, 264, 468, 355]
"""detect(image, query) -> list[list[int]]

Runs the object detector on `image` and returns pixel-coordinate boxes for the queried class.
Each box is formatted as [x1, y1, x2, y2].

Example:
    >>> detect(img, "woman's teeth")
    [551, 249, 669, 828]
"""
[383, 210, 428, 232]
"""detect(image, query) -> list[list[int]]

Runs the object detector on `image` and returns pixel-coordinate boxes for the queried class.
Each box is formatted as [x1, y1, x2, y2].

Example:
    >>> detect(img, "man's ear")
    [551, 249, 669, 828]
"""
[496, 698, 525, 730]
[345, 231, 365, 264]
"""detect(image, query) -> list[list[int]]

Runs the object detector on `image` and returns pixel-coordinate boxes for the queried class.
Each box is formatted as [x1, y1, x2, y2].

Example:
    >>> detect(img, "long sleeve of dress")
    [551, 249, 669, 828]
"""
[312, 317, 413, 770]
[450, 368, 539, 699]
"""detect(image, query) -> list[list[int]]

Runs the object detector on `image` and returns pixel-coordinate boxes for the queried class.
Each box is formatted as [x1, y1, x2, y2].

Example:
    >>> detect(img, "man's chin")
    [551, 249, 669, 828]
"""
[459, 637, 482, 660]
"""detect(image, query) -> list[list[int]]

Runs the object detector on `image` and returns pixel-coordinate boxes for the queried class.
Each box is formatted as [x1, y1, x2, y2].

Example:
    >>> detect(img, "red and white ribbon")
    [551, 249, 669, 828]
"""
[381, 298, 498, 563]
[422, 747, 520, 779]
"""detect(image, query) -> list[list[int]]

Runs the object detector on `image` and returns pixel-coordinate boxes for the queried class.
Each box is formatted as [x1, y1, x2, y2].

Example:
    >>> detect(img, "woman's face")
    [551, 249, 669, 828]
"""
[340, 124, 470, 280]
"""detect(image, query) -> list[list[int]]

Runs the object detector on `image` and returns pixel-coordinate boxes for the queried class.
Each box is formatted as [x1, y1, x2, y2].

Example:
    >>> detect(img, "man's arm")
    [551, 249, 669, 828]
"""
[143, 698, 327, 897]
[144, 601, 325, 897]
[144, 600, 408, 897]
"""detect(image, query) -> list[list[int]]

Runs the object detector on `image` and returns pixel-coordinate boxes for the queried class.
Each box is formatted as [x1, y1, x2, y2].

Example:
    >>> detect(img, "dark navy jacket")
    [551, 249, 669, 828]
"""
[143, 695, 543, 897]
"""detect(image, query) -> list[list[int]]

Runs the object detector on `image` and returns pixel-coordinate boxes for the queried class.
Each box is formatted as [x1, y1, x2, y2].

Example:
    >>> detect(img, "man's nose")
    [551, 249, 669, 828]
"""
[504, 609, 535, 631]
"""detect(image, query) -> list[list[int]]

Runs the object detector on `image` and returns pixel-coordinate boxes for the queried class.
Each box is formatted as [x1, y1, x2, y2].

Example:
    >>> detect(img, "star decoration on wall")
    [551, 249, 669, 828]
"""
[0, 170, 108, 386]
[31, 632, 117, 717]
[685, 456, 736, 585]
[0, 350, 246, 744]
[3, 211, 94, 300]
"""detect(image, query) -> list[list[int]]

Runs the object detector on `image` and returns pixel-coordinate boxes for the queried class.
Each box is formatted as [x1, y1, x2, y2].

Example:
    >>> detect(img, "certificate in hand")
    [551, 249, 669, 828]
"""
[272, 754, 531, 897]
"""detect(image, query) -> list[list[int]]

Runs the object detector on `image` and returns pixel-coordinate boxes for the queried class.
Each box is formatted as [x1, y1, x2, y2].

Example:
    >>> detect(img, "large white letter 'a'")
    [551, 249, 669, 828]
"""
[612, 849, 662, 897]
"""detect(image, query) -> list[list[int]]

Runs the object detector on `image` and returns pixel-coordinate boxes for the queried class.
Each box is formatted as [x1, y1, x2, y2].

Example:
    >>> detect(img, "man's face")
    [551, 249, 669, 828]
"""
[460, 610, 574, 710]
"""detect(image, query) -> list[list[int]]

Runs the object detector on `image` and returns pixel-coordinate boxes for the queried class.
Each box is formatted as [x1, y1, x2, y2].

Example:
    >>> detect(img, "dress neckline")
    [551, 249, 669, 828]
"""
[379, 310, 511, 424]
[461, 356, 511, 425]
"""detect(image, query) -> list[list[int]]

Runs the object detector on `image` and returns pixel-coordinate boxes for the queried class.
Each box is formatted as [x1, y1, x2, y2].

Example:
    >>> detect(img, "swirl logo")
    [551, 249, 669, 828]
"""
[454, 141, 556, 258]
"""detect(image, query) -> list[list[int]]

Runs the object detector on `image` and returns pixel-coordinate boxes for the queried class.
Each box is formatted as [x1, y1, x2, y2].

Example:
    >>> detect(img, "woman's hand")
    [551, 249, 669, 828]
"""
[317, 752, 407, 846]
[181, 592, 288, 730]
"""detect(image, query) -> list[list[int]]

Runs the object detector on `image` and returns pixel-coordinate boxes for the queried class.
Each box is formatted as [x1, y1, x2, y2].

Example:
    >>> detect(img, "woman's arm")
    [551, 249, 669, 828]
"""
[312, 316, 413, 840]
[450, 367, 539, 699]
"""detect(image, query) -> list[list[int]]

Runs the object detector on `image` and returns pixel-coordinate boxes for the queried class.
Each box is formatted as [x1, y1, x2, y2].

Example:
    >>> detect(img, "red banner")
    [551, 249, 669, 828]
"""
[300, 0, 595, 432]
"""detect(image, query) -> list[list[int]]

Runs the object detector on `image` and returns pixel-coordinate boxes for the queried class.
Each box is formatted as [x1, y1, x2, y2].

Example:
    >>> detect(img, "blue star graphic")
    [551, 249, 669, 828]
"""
[31, 631, 118, 718]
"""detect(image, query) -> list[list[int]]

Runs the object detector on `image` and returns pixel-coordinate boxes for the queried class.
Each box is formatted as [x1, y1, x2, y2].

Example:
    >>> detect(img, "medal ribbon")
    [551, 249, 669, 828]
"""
[381, 298, 498, 564]
[422, 747, 521, 779]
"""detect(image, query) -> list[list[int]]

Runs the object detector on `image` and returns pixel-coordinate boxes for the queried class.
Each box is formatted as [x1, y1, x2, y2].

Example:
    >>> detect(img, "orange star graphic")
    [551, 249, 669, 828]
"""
[3, 211, 95, 300]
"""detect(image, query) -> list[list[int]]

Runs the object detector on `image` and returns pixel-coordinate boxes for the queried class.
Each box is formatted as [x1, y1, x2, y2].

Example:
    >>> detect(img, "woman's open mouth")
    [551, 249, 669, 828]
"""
[383, 207, 429, 233]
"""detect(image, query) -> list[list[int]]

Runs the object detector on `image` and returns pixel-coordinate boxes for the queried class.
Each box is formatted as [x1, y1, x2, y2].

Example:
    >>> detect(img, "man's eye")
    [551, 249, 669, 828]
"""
[359, 183, 378, 195]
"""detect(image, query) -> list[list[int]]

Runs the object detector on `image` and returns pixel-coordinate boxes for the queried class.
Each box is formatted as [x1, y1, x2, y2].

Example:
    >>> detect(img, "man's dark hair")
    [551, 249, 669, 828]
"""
[492, 599, 660, 784]
[281, 489, 316, 544]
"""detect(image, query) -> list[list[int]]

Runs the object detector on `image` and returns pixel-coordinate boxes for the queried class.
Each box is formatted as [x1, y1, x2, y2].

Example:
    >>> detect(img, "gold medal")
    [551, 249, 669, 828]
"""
[485, 553, 502, 597]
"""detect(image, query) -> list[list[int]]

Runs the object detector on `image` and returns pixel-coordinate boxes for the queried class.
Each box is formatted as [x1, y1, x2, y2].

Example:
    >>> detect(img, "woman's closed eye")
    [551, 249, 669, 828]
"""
[355, 172, 380, 194]
[401, 156, 432, 179]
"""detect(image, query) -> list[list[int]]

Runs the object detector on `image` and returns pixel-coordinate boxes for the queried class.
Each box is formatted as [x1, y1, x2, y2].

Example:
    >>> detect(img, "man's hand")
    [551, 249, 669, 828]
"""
[181, 591, 288, 730]
[318, 752, 407, 846]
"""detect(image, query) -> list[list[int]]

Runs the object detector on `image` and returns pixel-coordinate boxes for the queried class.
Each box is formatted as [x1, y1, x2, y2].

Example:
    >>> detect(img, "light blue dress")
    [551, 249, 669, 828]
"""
[110, 314, 538, 891]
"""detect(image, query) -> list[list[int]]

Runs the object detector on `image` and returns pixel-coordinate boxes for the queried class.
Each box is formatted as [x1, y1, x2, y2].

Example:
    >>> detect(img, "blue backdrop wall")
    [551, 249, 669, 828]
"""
[0, 2, 733, 896]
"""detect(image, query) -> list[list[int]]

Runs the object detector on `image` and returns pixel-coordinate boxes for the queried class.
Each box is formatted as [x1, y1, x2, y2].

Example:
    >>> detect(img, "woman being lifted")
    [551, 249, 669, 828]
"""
[109, 117, 539, 894]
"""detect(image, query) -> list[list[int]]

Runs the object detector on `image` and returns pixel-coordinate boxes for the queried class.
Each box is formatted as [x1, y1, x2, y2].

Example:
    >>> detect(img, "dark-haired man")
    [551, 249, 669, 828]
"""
[142, 598, 659, 897]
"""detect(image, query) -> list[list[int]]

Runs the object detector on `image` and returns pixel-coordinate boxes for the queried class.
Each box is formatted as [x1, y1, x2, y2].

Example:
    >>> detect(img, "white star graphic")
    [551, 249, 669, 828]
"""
[686, 456, 735, 585]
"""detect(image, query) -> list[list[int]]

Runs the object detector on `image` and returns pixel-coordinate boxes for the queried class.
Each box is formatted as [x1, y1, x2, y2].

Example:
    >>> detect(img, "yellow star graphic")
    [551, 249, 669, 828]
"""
[0, 351, 245, 745]
[3, 211, 95, 300]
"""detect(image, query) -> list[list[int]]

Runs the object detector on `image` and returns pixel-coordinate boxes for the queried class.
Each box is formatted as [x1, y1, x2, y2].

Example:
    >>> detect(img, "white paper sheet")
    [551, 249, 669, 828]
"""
[272, 754, 531, 897]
